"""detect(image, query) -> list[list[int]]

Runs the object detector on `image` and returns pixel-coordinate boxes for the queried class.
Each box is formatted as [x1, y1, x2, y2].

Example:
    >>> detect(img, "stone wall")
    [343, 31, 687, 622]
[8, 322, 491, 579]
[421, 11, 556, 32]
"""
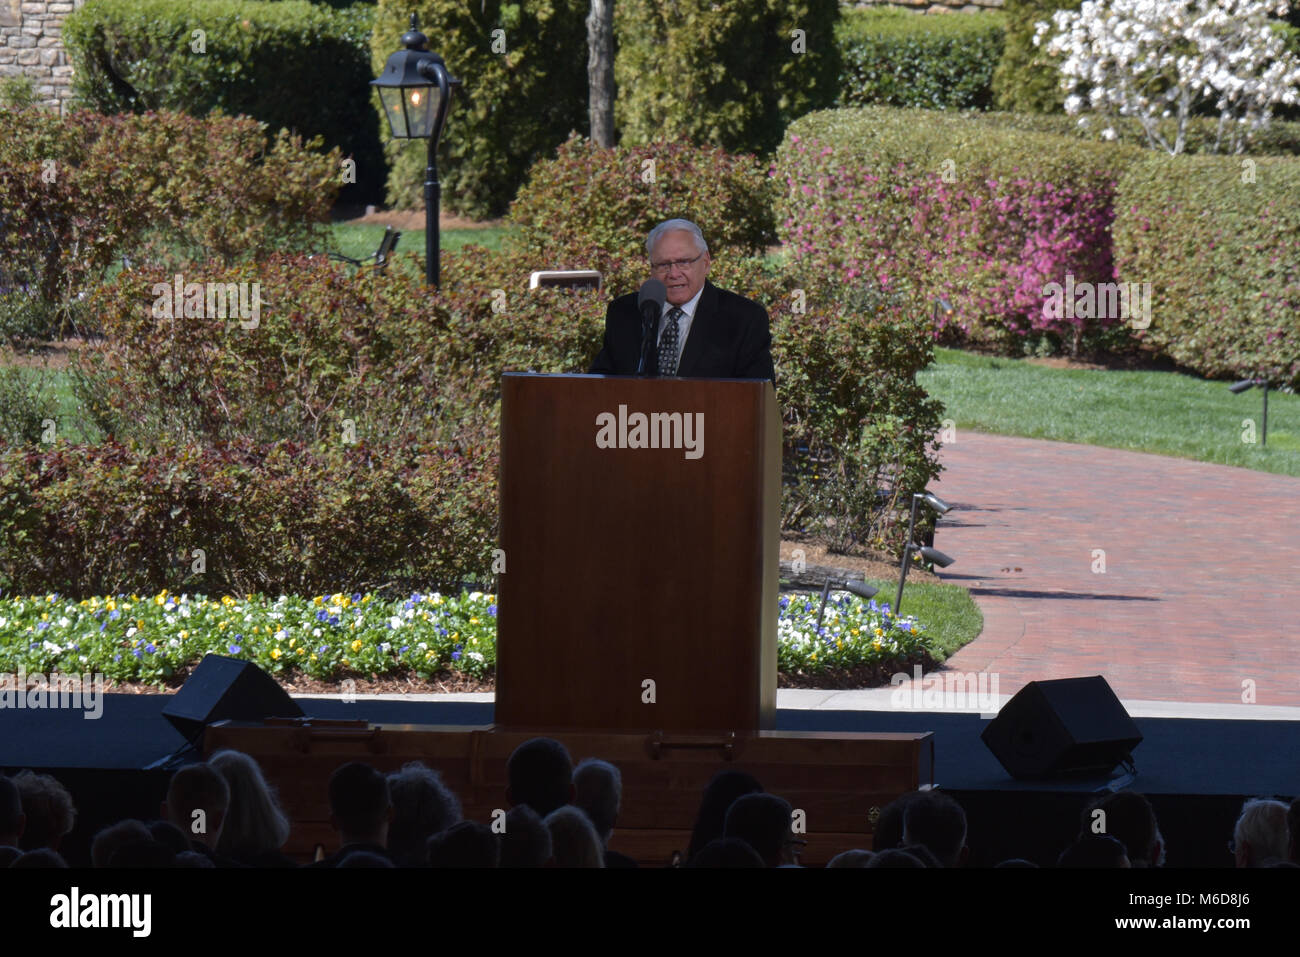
[0, 0, 81, 113]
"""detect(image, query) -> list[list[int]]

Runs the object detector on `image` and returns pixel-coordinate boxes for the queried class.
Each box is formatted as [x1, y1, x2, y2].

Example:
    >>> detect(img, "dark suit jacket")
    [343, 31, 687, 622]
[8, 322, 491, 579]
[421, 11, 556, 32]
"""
[589, 280, 775, 380]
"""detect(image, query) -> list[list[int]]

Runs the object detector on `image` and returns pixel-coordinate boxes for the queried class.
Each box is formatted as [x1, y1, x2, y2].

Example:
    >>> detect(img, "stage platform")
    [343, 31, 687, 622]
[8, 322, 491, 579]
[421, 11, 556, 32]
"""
[2, 692, 1296, 867]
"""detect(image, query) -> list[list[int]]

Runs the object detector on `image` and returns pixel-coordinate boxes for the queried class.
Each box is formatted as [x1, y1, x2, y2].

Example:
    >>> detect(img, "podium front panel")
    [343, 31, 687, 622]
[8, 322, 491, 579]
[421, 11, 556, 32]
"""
[496, 374, 780, 732]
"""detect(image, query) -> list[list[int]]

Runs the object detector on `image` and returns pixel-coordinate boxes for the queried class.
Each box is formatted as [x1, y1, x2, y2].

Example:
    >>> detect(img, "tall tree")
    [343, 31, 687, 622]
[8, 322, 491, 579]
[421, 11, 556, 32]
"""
[587, 0, 615, 146]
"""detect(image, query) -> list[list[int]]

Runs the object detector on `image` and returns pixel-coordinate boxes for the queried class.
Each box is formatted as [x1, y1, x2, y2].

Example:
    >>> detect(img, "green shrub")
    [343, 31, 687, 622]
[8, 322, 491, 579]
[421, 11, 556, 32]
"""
[992, 0, 1082, 114]
[71, 249, 610, 447]
[0, 76, 39, 110]
[506, 135, 777, 293]
[837, 8, 1005, 111]
[62, 0, 383, 203]
[773, 277, 945, 554]
[0, 436, 499, 598]
[0, 108, 338, 339]
[614, 0, 841, 156]
[0, 361, 57, 444]
[371, 0, 589, 219]
[1113, 154, 1300, 388]
[971, 110, 1300, 156]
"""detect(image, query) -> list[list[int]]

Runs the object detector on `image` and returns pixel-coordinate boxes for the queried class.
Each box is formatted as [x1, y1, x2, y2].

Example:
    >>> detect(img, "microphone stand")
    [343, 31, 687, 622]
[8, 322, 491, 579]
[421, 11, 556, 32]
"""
[636, 306, 658, 376]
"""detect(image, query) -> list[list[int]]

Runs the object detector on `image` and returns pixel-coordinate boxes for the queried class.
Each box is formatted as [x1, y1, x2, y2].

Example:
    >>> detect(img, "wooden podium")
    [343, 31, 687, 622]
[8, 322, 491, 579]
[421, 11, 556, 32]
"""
[198, 372, 938, 867]
[495, 374, 782, 733]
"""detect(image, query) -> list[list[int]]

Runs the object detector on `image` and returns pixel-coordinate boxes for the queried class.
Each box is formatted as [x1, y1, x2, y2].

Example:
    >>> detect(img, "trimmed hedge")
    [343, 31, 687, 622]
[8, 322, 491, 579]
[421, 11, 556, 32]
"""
[0, 108, 337, 342]
[1113, 154, 1300, 388]
[0, 437, 498, 597]
[776, 106, 1141, 353]
[4, 263, 942, 595]
[62, 0, 382, 203]
[70, 252, 606, 450]
[837, 7, 1005, 111]
[371, 0, 589, 219]
[969, 110, 1300, 157]
[614, 0, 842, 156]
[992, 0, 1082, 114]
[505, 135, 777, 293]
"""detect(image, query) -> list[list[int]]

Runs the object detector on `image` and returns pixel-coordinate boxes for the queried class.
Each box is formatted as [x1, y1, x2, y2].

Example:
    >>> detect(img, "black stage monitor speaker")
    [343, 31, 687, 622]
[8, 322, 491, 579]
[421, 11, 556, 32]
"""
[981, 676, 1142, 780]
[162, 654, 304, 742]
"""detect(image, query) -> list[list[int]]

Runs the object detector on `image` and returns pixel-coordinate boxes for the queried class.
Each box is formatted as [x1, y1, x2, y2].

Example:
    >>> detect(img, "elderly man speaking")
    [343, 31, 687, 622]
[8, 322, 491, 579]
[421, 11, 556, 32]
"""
[588, 219, 774, 380]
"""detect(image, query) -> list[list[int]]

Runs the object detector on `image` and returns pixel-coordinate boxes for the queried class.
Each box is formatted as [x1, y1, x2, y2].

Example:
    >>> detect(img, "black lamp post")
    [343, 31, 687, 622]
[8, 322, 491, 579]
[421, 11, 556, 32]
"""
[372, 14, 460, 286]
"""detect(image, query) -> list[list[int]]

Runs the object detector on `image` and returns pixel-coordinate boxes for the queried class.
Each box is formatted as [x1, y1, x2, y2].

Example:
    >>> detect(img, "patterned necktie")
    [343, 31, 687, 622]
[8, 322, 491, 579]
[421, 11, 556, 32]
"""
[659, 306, 683, 376]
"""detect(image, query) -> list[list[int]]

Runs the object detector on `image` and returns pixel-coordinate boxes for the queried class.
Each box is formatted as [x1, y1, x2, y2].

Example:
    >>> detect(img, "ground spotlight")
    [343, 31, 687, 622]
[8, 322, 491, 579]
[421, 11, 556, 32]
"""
[894, 491, 956, 617]
[1228, 378, 1270, 447]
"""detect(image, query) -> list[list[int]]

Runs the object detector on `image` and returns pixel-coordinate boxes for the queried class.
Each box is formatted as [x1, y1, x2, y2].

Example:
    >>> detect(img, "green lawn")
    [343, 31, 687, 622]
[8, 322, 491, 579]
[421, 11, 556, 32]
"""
[325, 222, 505, 263]
[857, 577, 983, 664]
[918, 347, 1300, 477]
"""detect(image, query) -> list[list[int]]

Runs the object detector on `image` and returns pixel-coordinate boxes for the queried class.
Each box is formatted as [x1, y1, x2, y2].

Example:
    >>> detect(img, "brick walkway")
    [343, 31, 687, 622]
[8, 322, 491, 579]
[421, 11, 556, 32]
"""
[929, 432, 1300, 708]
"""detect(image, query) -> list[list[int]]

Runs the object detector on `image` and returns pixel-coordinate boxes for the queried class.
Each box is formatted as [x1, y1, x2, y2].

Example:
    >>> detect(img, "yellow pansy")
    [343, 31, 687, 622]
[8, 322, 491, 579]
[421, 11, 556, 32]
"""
[270, 648, 282, 659]
[351, 639, 362, 652]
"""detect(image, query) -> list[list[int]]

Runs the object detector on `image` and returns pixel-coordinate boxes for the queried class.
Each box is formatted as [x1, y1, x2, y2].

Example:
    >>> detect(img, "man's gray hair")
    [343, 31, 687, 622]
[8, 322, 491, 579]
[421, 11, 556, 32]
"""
[385, 760, 463, 866]
[1234, 798, 1290, 865]
[573, 758, 621, 845]
[544, 805, 605, 868]
[646, 219, 708, 258]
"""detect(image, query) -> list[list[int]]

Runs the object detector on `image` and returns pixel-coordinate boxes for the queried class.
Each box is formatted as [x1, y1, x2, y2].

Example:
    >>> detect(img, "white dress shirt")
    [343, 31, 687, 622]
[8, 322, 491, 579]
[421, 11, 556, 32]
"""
[656, 285, 703, 373]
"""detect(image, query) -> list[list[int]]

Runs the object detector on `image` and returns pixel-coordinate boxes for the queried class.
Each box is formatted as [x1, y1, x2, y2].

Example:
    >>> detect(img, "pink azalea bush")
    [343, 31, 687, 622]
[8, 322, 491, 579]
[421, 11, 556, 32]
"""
[776, 108, 1141, 353]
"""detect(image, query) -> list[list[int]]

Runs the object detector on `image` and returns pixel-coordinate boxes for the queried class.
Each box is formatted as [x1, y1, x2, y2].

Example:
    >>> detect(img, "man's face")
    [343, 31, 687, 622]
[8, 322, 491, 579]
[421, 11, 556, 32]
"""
[650, 230, 711, 306]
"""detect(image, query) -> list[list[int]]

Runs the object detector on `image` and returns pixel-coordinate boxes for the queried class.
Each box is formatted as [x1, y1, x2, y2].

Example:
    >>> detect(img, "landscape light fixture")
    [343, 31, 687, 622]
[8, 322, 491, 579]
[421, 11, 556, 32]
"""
[815, 579, 881, 635]
[372, 14, 460, 286]
[895, 491, 954, 617]
[933, 298, 955, 328]
[1229, 378, 1270, 447]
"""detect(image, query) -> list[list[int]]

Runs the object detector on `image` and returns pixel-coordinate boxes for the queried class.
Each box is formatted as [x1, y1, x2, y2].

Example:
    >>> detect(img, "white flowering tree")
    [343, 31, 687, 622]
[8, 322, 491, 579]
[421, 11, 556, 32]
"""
[1034, 0, 1300, 154]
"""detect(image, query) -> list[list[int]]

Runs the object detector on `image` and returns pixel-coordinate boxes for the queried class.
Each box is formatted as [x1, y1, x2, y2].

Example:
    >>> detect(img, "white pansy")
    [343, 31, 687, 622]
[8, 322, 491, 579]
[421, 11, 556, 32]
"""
[390, 615, 403, 629]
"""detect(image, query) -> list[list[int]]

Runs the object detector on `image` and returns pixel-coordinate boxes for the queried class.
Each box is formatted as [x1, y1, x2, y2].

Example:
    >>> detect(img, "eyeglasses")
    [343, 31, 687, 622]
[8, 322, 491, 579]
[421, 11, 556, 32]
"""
[649, 252, 705, 274]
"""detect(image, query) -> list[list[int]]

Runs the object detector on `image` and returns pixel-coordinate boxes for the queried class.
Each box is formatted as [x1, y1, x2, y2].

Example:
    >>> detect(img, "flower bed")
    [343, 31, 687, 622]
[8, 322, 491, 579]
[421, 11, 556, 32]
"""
[0, 588, 936, 688]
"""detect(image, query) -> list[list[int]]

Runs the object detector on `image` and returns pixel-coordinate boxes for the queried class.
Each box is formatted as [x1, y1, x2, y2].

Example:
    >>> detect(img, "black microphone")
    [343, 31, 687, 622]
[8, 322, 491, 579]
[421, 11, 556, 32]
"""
[636, 278, 666, 376]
